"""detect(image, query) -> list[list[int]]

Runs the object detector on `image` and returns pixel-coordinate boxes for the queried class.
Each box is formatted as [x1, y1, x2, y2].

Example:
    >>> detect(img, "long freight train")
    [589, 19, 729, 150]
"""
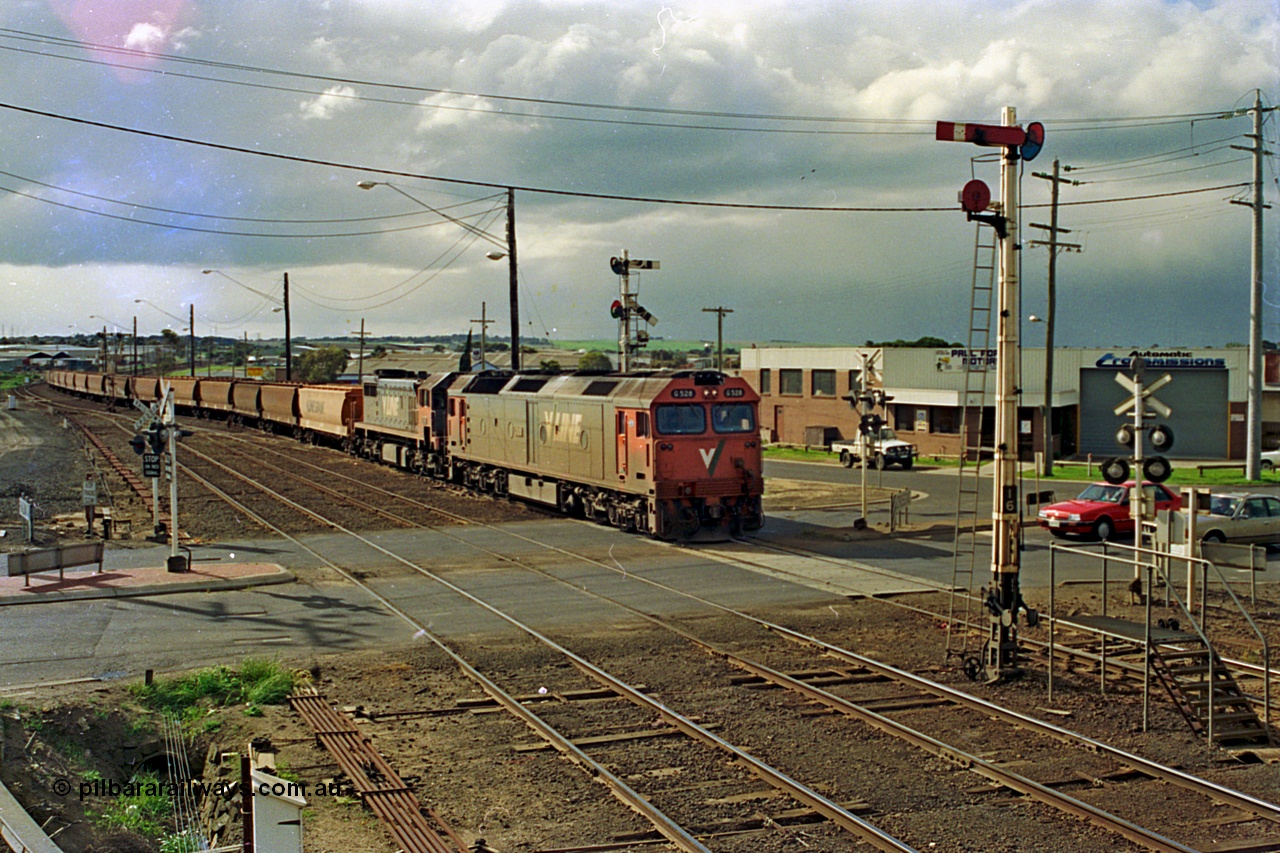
[45, 368, 765, 541]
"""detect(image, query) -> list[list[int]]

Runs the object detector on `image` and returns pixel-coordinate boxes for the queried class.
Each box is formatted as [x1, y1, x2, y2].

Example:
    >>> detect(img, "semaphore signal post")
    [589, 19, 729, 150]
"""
[937, 107, 1045, 682]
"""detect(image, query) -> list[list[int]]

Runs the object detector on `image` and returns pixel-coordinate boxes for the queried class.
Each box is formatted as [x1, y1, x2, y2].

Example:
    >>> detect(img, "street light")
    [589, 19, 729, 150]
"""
[358, 180, 521, 370]
[90, 314, 135, 375]
[202, 269, 291, 381]
[137, 299, 195, 376]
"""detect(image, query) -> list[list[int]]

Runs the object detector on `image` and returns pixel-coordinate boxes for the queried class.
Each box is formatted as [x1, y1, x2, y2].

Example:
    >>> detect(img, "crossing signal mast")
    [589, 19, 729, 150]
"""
[937, 108, 1045, 683]
[610, 251, 660, 371]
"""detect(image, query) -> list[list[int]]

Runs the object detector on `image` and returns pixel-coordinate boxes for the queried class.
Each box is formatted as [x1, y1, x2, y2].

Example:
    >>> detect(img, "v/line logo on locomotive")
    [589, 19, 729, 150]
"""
[47, 368, 766, 542]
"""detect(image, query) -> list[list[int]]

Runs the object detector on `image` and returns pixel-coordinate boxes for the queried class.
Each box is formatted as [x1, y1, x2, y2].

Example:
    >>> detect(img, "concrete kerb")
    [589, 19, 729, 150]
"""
[0, 565, 295, 607]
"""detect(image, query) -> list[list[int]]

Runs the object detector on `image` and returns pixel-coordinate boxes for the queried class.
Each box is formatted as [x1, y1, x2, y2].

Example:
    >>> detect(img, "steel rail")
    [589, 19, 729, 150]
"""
[190, 430, 1280, 834]
[742, 535, 1280, 714]
[52, 390, 1280, 830]
[171, 463, 717, 853]
[290, 689, 460, 853]
[386, 525, 1235, 852]
[409, 515, 1280, 834]
[45, 388, 1275, 842]
[183, 436, 1218, 849]
[205, 440, 423, 528]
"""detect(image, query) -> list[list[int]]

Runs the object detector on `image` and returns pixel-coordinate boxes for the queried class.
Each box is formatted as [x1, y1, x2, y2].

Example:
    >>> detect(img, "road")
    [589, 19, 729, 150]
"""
[764, 456, 1280, 598]
[2, 458, 1274, 691]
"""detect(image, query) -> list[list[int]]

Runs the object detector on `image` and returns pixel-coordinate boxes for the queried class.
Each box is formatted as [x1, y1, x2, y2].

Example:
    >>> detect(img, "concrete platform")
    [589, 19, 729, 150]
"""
[0, 560, 293, 605]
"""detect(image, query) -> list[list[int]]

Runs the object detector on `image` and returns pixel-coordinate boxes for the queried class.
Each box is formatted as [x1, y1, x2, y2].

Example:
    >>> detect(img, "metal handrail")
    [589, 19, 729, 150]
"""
[1049, 540, 1271, 744]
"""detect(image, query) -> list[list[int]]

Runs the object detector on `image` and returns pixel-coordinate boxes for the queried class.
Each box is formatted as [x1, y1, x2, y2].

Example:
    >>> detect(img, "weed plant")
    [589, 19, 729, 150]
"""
[131, 658, 295, 715]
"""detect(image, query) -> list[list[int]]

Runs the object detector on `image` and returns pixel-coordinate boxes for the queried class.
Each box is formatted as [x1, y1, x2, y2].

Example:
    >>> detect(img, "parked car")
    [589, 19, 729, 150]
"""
[1037, 480, 1181, 541]
[1194, 493, 1280, 544]
[1260, 449, 1280, 471]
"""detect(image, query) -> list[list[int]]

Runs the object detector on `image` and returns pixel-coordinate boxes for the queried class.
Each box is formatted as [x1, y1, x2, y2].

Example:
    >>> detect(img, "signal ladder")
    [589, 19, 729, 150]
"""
[945, 224, 998, 663]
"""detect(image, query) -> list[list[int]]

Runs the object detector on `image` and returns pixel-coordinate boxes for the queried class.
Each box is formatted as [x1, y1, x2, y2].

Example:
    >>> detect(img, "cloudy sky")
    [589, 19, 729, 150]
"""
[0, 0, 1276, 350]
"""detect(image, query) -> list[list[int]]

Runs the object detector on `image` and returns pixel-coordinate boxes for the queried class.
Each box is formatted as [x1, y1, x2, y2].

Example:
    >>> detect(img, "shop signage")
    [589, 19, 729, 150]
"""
[935, 349, 996, 371]
[1094, 350, 1226, 370]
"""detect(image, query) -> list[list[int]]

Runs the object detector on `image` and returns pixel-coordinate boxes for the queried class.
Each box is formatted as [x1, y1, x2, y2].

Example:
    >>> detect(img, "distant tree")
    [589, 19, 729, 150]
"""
[649, 349, 684, 368]
[432, 344, 445, 353]
[370, 345, 387, 359]
[540, 359, 562, 373]
[156, 328, 183, 374]
[865, 336, 961, 348]
[578, 351, 613, 371]
[296, 345, 349, 383]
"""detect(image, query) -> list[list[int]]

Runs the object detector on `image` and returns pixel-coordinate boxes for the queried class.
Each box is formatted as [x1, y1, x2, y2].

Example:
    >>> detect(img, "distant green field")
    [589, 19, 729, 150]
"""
[552, 339, 718, 353]
[761, 446, 1279, 489]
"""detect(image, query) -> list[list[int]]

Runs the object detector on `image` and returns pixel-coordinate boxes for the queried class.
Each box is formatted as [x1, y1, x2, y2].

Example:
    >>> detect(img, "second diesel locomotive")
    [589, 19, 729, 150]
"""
[47, 367, 765, 542]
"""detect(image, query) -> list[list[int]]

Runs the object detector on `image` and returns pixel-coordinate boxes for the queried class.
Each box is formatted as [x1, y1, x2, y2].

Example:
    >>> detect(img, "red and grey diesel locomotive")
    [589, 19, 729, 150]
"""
[45, 368, 765, 541]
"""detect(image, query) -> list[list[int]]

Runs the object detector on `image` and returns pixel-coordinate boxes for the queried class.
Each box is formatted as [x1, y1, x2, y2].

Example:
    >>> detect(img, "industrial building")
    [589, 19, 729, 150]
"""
[739, 346, 1277, 462]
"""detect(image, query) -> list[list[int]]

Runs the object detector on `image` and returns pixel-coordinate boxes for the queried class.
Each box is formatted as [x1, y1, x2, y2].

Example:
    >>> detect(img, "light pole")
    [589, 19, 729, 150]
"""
[202, 269, 290, 381]
[89, 314, 129, 374]
[358, 181, 520, 370]
[135, 299, 194, 376]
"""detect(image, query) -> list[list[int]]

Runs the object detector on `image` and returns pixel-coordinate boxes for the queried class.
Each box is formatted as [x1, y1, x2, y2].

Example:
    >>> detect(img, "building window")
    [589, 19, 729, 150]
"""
[779, 369, 802, 395]
[760, 369, 771, 394]
[893, 405, 913, 432]
[848, 369, 861, 394]
[812, 369, 836, 397]
[933, 406, 960, 434]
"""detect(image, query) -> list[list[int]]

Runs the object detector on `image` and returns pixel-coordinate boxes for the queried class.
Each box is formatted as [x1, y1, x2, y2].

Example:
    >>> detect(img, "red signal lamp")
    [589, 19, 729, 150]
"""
[960, 180, 991, 214]
[610, 299, 624, 319]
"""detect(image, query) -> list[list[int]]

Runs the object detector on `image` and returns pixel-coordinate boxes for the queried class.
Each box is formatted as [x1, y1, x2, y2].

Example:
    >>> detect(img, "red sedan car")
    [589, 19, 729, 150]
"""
[1037, 481, 1182, 541]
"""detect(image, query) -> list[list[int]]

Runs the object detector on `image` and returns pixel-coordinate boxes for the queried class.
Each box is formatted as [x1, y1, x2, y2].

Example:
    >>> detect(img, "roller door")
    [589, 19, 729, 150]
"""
[1078, 369, 1227, 459]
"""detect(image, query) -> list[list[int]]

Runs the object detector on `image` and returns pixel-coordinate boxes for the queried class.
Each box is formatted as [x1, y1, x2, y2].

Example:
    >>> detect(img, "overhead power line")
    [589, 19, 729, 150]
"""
[0, 101, 1249, 218]
[0, 27, 1242, 135]
[0, 179, 509, 238]
[0, 167, 503, 224]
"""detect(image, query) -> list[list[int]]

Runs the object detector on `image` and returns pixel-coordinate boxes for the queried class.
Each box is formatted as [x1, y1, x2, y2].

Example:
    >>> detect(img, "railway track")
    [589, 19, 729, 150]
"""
[735, 534, 1280, 721]
[25, 386, 1280, 849]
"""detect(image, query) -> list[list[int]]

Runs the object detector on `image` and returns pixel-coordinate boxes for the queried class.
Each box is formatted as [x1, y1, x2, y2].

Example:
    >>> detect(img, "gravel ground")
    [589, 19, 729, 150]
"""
[5, 385, 1278, 853]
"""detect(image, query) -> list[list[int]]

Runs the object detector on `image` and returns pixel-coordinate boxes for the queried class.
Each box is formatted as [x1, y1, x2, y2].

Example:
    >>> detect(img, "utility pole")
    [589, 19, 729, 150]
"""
[506, 188, 521, 372]
[352, 319, 369, 386]
[1231, 90, 1273, 480]
[702, 306, 734, 371]
[187, 305, 195, 377]
[1030, 158, 1082, 478]
[132, 316, 138, 376]
[282, 272, 292, 381]
[471, 302, 493, 369]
